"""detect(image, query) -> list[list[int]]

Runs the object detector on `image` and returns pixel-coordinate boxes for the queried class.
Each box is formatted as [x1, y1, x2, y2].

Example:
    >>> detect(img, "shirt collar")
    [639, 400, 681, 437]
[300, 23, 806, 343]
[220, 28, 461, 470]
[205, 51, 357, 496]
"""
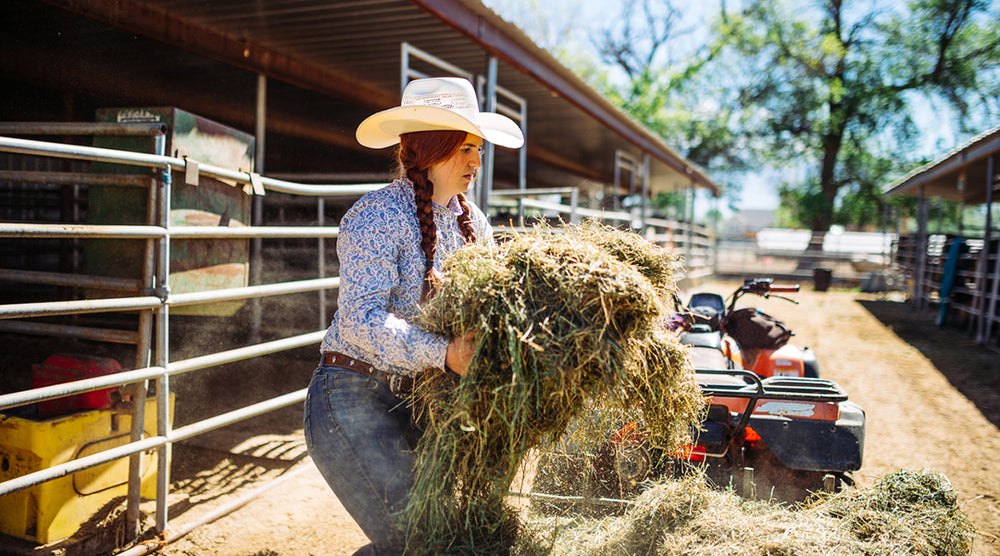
[442, 195, 464, 215]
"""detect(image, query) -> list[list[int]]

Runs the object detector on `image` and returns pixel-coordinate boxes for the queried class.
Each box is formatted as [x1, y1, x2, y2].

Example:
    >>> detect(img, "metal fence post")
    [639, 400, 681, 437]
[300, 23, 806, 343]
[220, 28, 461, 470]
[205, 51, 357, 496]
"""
[979, 155, 997, 343]
[155, 159, 172, 533]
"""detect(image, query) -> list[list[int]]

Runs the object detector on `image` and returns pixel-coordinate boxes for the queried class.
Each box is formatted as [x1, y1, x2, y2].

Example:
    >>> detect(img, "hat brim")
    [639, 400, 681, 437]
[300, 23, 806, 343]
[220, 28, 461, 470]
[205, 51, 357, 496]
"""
[356, 105, 524, 149]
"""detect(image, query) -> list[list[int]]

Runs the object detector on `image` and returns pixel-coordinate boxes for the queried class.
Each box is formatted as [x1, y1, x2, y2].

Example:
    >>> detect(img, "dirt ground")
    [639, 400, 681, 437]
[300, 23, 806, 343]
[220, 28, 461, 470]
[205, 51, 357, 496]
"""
[151, 284, 1000, 556]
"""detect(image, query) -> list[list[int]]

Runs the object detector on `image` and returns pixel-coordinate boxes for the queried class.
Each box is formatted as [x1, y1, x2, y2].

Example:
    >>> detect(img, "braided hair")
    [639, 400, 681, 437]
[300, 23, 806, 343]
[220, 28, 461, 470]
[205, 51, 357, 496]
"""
[397, 130, 479, 302]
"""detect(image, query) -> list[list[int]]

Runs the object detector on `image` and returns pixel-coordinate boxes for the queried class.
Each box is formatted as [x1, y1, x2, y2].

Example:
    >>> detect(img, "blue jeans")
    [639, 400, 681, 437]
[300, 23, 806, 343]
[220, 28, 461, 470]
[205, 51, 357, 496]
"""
[304, 365, 422, 555]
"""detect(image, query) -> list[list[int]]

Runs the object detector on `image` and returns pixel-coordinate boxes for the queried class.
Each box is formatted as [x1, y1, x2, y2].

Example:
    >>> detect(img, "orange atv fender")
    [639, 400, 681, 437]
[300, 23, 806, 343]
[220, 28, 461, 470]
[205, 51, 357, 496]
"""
[710, 394, 841, 422]
[721, 335, 743, 369]
[746, 344, 805, 378]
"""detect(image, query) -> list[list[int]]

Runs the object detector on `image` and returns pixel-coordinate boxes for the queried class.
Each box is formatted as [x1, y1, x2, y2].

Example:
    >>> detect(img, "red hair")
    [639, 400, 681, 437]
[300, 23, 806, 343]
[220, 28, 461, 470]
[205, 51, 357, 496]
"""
[397, 131, 478, 301]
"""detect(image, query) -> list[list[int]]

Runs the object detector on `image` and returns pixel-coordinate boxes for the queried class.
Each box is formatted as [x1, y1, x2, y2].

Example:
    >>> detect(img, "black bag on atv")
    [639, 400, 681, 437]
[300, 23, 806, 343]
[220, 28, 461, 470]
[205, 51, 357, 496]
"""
[723, 307, 792, 351]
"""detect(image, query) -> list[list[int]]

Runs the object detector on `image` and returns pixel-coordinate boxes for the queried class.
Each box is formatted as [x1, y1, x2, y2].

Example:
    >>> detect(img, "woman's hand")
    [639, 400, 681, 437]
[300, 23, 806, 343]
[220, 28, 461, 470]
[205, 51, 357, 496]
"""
[445, 332, 476, 377]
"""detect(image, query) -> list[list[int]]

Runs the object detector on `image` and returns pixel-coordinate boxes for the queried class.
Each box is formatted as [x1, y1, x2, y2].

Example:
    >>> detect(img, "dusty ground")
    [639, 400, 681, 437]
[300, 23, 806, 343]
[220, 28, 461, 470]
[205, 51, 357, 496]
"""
[147, 284, 1000, 555]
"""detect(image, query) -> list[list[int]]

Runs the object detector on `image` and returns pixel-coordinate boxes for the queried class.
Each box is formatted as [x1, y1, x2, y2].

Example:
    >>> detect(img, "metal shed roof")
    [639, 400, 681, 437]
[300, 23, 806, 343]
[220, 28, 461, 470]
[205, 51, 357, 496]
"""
[884, 125, 1000, 204]
[3, 0, 718, 197]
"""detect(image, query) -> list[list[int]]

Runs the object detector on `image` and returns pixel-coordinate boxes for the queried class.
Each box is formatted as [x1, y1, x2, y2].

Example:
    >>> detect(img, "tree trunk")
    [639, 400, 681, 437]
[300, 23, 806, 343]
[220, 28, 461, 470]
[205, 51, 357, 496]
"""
[797, 113, 847, 271]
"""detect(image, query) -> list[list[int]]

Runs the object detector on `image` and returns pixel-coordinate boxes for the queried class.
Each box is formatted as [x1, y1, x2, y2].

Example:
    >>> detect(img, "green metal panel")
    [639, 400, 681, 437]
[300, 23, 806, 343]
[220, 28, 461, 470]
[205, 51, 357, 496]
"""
[88, 108, 254, 316]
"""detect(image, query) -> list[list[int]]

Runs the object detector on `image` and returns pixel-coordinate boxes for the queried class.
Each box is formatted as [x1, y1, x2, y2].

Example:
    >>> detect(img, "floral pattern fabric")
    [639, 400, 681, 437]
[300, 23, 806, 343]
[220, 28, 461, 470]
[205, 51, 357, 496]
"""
[320, 178, 492, 377]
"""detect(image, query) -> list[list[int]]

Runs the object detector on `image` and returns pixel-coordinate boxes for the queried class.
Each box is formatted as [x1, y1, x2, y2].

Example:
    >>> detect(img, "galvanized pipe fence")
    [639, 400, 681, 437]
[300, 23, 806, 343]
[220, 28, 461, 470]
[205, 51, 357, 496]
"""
[490, 187, 715, 282]
[895, 232, 1000, 348]
[0, 129, 374, 548]
[0, 130, 713, 551]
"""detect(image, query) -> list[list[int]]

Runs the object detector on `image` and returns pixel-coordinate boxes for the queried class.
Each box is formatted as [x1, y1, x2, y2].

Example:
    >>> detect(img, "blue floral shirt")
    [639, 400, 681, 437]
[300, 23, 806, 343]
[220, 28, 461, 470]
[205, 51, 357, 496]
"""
[320, 178, 493, 377]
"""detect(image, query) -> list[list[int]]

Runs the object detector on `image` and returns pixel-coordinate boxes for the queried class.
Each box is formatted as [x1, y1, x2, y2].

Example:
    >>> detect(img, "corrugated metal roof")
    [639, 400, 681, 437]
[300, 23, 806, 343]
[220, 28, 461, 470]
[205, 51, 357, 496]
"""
[884, 125, 1000, 204]
[2, 0, 718, 196]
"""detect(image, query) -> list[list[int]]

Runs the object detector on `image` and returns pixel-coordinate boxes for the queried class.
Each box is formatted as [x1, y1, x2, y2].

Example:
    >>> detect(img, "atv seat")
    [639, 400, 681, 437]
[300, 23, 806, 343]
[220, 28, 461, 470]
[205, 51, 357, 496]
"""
[682, 330, 723, 349]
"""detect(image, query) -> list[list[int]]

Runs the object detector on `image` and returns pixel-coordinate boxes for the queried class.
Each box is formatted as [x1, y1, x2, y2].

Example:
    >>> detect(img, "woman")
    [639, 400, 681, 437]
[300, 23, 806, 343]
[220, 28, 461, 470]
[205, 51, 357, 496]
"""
[304, 77, 524, 555]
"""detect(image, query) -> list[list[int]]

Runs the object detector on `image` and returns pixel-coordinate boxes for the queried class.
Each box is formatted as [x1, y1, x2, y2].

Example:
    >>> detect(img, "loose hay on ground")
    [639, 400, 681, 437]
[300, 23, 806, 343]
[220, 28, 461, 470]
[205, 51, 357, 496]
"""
[406, 222, 703, 554]
[519, 469, 976, 556]
[820, 468, 977, 555]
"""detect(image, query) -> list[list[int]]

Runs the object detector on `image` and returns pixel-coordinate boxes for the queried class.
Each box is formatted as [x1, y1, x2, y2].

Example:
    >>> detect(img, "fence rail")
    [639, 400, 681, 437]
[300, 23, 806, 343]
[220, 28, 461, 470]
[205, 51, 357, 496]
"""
[0, 130, 366, 544]
[894, 233, 1000, 347]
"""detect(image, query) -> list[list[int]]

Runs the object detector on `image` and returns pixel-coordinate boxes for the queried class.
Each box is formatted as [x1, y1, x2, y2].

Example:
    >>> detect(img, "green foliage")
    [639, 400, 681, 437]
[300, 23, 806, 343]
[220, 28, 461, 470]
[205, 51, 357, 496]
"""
[587, 2, 750, 185]
[777, 185, 827, 230]
[716, 0, 1000, 231]
[651, 191, 687, 220]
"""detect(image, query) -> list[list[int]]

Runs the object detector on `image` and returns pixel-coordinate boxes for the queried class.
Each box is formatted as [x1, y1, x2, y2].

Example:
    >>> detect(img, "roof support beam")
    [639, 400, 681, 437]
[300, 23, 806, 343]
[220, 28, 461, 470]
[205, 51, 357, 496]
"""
[0, 41, 361, 153]
[979, 154, 997, 343]
[38, 0, 397, 111]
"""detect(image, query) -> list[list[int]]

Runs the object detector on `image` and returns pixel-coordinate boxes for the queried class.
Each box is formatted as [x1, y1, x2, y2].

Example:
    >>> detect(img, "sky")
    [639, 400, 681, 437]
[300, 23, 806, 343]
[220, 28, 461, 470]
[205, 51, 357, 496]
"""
[481, 0, 986, 218]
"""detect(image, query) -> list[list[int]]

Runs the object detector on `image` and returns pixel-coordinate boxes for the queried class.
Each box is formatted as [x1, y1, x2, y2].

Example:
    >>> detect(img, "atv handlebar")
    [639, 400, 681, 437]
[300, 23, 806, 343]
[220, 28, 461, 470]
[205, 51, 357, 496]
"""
[739, 278, 799, 294]
[767, 284, 800, 293]
[671, 279, 801, 332]
[728, 279, 800, 312]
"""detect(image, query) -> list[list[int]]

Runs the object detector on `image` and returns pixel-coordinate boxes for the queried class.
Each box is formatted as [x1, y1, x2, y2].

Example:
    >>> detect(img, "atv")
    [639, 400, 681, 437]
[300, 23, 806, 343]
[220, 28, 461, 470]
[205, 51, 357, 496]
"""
[531, 280, 865, 506]
[591, 369, 865, 503]
[675, 278, 820, 379]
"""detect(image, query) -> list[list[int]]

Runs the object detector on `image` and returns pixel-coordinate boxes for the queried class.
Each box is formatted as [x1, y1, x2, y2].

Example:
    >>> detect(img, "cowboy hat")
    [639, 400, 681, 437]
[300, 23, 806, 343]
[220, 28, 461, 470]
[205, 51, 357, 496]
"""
[355, 77, 524, 149]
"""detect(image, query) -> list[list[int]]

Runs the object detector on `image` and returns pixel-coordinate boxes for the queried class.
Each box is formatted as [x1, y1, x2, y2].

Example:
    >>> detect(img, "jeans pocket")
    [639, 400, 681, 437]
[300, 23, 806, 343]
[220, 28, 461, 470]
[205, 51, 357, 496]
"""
[323, 366, 380, 392]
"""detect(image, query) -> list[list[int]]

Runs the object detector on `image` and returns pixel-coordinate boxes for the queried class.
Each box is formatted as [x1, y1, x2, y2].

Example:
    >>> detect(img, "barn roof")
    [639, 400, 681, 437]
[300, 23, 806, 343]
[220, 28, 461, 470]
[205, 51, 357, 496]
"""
[884, 125, 1000, 204]
[1, 0, 719, 197]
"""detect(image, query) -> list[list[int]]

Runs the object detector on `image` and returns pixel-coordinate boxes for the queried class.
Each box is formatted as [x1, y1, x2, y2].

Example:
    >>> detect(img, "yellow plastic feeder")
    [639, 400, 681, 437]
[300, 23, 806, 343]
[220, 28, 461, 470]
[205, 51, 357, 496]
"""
[0, 396, 172, 544]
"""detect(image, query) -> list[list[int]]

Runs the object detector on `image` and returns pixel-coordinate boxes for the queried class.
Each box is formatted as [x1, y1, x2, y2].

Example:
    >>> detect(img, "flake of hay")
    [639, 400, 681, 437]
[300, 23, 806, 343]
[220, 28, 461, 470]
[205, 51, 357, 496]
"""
[565, 220, 682, 294]
[406, 222, 702, 555]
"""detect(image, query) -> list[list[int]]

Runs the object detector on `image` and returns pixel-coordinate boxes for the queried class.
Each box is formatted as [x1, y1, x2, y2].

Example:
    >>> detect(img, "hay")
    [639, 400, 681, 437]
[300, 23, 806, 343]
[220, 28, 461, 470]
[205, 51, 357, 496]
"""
[819, 469, 977, 555]
[406, 222, 703, 554]
[520, 469, 976, 555]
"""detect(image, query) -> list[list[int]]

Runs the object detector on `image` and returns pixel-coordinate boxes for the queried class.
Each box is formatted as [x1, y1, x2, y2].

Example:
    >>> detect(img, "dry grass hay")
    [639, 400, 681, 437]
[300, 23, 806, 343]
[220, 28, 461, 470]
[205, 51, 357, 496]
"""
[406, 222, 703, 554]
[519, 469, 976, 556]
[819, 468, 977, 555]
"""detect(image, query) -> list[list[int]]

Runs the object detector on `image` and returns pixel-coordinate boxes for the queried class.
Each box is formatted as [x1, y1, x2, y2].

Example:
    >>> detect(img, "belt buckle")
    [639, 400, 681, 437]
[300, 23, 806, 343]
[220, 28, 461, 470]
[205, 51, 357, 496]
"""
[387, 373, 410, 396]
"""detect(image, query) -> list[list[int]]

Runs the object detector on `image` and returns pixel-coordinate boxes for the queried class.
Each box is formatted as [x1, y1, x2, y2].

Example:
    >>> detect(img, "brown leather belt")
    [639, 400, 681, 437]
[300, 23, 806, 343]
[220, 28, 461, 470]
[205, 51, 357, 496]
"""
[322, 351, 413, 393]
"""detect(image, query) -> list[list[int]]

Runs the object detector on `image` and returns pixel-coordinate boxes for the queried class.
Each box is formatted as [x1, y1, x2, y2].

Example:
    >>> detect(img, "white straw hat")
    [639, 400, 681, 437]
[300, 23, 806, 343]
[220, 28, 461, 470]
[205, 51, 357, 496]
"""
[356, 77, 524, 149]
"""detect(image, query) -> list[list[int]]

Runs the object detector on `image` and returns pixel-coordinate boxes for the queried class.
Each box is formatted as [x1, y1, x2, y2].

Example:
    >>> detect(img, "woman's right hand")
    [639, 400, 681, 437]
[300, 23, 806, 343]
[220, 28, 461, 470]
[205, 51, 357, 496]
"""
[445, 332, 475, 377]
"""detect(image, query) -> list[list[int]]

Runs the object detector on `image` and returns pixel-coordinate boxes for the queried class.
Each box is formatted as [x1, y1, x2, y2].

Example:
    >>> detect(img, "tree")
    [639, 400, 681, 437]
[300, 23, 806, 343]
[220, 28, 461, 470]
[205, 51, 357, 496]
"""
[488, 0, 1000, 232]
[652, 191, 689, 220]
[590, 0, 749, 215]
[719, 0, 1000, 234]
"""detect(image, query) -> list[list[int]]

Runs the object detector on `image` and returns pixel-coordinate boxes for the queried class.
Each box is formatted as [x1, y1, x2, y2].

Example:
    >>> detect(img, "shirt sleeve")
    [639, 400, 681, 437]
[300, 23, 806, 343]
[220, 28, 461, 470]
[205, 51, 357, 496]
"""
[334, 199, 448, 373]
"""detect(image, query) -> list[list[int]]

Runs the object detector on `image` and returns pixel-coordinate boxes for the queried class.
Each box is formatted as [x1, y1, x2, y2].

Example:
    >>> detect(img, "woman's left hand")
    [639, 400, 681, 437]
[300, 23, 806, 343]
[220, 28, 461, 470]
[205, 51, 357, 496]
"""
[445, 332, 476, 377]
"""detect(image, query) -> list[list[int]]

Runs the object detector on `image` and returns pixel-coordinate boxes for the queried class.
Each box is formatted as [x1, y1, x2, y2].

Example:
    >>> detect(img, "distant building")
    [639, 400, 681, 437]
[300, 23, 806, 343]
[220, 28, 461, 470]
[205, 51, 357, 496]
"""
[722, 209, 775, 237]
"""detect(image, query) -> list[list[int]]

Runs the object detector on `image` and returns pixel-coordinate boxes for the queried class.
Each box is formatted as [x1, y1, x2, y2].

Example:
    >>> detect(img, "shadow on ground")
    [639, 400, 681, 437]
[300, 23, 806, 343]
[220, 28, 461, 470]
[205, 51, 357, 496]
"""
[857, 298, 1000, 430]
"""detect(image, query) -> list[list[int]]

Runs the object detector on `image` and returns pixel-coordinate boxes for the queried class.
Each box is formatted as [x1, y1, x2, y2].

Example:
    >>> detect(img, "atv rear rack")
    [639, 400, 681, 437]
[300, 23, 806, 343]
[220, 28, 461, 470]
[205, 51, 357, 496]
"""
[696, 370, 849, 436]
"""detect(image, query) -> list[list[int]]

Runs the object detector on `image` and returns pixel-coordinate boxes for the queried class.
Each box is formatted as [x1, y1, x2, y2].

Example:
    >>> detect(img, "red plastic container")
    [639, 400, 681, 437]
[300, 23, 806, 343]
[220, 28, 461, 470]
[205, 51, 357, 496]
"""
[31, 354, 122, 417]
